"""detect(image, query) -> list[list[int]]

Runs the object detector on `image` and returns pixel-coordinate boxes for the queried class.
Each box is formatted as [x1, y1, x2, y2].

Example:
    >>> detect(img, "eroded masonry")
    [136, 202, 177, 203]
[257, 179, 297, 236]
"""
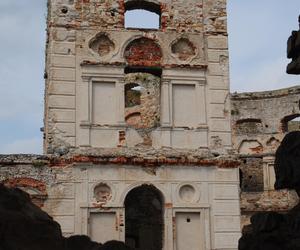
[231, 87, 300, 228]
[3, 1, 299, 250]
[1, 0, 242, 249]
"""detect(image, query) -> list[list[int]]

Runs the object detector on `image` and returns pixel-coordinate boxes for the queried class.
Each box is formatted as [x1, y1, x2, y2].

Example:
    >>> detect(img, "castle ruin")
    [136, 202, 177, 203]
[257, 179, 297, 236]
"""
[1, 1, 300, 250]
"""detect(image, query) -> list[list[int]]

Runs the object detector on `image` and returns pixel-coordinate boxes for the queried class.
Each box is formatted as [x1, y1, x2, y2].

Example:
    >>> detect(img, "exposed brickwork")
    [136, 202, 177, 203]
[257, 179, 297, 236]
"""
[2, 177, 47, 194]
[48, 0, 214, 33]
[73, 0, 125, 28]
[124, 38, 162, 67]
[161, 0, 204, 32]
[240, 190, 299, 229]
[239, 157, 263, 192]
[124, 73, 160, 131]
[2, 177, 48, 207]
[232, 86, 300, 229]
[47, 154, 240, 169]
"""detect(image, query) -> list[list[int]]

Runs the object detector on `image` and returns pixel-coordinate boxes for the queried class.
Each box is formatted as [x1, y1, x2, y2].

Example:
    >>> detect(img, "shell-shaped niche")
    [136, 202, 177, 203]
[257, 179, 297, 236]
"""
[171, 38, 196, 61]
[89, 33, 115, 57]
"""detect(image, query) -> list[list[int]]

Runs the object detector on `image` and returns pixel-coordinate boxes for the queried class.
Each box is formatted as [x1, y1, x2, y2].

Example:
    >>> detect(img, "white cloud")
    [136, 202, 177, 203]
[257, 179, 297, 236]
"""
[0, 137, 42, 154]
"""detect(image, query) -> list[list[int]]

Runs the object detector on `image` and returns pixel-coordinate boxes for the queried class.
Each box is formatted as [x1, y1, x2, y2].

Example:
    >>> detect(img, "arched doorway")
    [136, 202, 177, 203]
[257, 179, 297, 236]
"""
[125, 184, 164, 250]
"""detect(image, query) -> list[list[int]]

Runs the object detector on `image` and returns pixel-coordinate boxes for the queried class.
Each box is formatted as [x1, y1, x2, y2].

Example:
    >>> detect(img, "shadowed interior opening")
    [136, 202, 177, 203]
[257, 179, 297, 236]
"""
[125, 184, 164, 250]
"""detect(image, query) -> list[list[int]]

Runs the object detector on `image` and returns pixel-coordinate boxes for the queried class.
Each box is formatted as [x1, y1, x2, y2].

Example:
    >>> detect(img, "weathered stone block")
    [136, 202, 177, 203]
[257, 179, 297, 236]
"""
[210, 119, 231, 132]
[54, 123, 76, 137]
[49, 81, 75, 95]
[214, 232, 241, 249]
[208, 49, 229, 62]
[48, 95, 75, 109]
[51, 42, 75, 55]
[213, 184, 239, 200]
[214, 216, 241, 232]
[51, 55, 76, 68]
[49, 109, 75, 123]
[207, 36, 228, 49]
[50, 68, 75, 82]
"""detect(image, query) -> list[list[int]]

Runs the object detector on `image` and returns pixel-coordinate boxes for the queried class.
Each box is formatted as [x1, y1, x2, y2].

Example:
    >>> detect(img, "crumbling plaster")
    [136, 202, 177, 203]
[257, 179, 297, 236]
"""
[6, 0, 241, 249]
[231, 86, 300, 228]
[44, 0, 231, 154]
[0, 153, 241, 248]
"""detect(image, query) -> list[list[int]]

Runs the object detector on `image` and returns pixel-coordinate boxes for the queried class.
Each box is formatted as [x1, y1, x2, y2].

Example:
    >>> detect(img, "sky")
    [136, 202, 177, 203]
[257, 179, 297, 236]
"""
[0, 0, 299, 154]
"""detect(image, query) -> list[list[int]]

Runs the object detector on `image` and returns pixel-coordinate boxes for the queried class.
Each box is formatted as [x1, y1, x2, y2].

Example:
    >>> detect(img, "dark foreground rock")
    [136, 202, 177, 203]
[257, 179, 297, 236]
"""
[239, 131, 300, 250]
[0, 184, 131, 250]
[274, 131, 300, 190]
[0, 184, 64, 250]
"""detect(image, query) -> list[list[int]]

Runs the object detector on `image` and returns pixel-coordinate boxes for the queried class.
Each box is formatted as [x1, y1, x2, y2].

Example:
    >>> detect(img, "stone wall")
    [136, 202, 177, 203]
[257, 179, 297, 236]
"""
[0, 153, 241, 248]
[40, 0, 241, 248]
[231, 86, 300, 228]
[44, 0, 231, 153]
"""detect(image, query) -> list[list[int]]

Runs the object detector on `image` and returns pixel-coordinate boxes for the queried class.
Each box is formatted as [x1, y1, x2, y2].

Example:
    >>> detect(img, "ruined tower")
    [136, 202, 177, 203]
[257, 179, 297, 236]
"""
[43, 0, 241, 249]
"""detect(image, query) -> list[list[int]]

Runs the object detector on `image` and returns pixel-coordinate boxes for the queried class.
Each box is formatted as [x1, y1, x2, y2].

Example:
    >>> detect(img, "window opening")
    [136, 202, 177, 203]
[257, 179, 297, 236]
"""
[125, 83, 142, 128]
[281, 114, 300, 132]
[124, 1, 161, 29]
[125, 83, 142, 108]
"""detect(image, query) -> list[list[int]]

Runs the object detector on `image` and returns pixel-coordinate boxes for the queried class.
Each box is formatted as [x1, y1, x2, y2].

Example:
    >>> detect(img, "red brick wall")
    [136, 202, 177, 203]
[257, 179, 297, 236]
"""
[124, 38, 162, 67]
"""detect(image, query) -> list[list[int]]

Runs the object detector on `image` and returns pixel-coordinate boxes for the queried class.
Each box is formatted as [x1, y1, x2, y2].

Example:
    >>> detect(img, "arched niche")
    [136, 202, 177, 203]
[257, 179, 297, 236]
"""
[124, 37, 162, 67]
[124, 184, 164, 250]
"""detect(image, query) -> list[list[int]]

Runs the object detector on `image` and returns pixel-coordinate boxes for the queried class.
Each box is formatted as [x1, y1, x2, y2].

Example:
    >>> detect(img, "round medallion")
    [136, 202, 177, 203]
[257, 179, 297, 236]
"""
[179, 184, 196, 202]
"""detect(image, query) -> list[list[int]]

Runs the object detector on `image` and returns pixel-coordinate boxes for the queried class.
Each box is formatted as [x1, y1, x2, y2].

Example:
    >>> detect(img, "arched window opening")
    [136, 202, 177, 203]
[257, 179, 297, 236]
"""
[281, 114, 300, 132]
[124, 70, 161, 131]
[125, 184, 164, 250]
[124, 1, 161, 29]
